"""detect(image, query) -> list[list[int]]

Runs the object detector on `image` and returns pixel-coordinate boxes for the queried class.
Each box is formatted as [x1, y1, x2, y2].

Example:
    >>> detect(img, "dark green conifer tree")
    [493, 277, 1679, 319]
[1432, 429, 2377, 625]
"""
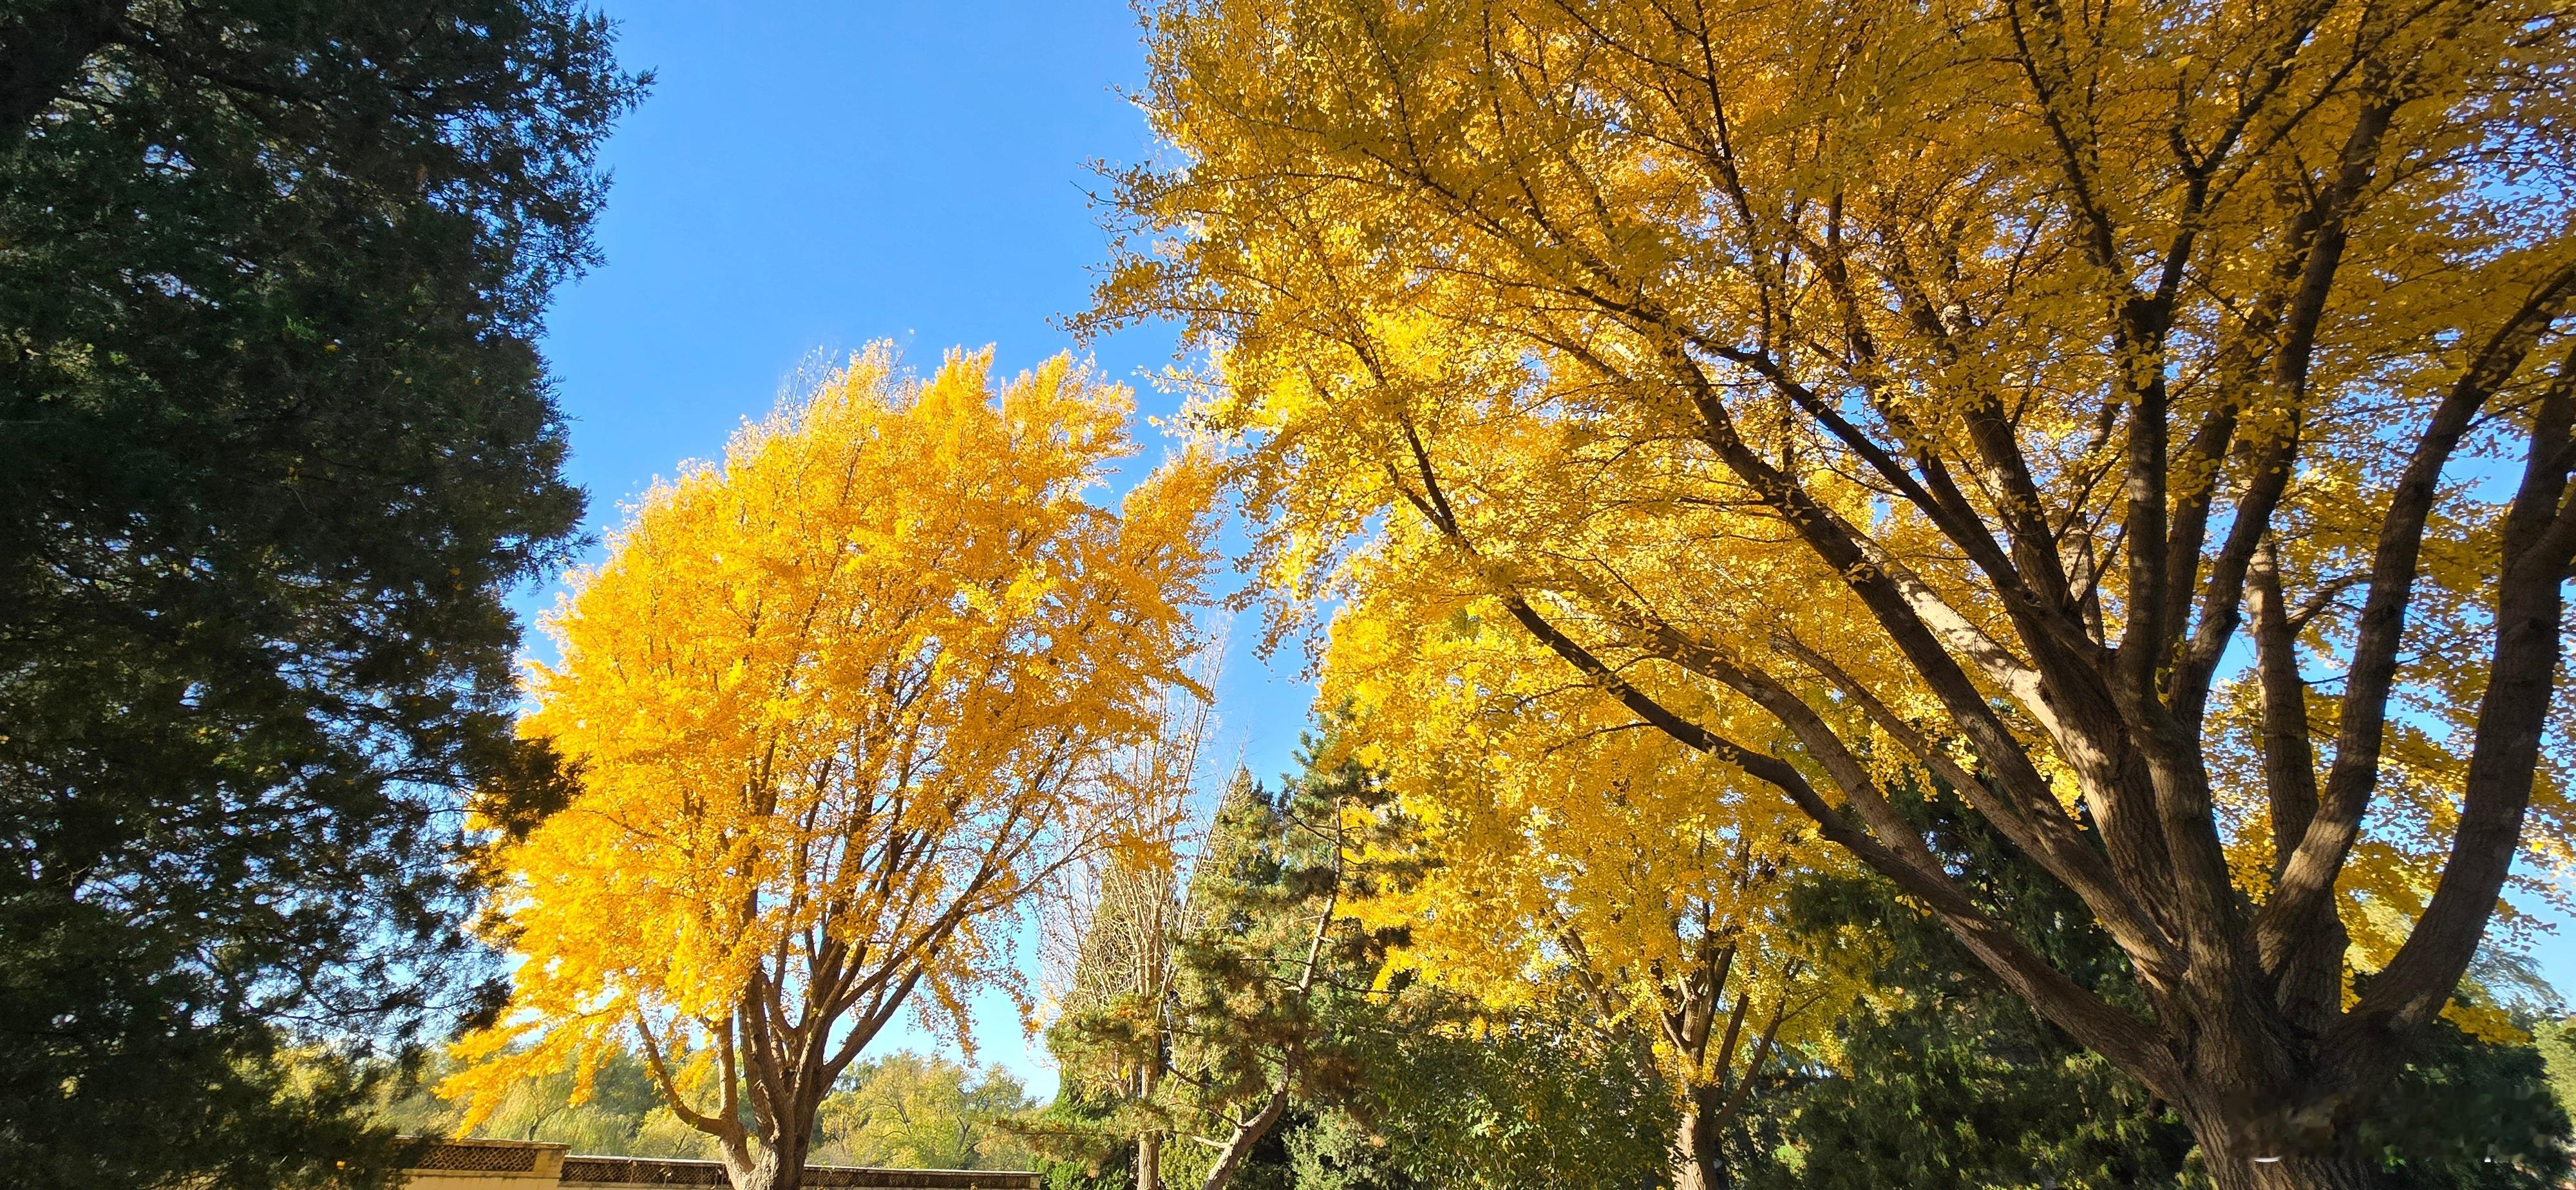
[1043, 742, 1674, 1190]
[0, 4, 639, 1185]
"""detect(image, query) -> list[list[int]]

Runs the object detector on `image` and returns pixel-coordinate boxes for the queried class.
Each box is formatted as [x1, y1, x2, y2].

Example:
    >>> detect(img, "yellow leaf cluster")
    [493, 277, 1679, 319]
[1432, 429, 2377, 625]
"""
[1328, 558, 1866, 1093]
[442, 346, 1217, 1133]
[1096, 0, 2576, 1046]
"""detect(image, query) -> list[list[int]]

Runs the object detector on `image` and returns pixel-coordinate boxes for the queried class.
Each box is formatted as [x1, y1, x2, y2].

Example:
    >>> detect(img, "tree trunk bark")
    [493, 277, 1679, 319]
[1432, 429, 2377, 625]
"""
[1671, 1082, 1728, 1190]
[1137, 1129, 1162, 1190]
[1199, 1082, 1291, 1190]
[1139, 1016, 1166, 1190]
[2199, 1145, 2382, 1190]
[2183, 1097, 2383, 1190]
[723, 1119, 819, 1190]
[722, 1144, 786, 1190]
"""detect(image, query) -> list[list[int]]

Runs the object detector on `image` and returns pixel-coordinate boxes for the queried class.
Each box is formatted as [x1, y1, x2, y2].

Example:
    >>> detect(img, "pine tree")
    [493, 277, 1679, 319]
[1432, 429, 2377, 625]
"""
[0, 5, 639, 1185]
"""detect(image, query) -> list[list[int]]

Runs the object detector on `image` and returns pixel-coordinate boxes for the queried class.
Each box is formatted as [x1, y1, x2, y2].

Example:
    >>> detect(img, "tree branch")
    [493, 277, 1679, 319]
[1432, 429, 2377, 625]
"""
[2336, 343, 2576, 1050]
[0, 0, 124, 133]
[2260, 266, 2576, 958]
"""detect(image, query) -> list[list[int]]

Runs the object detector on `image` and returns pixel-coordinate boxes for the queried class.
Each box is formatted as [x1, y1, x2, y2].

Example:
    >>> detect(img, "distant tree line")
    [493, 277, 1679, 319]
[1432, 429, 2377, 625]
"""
[381, 1048, 1039, 1173]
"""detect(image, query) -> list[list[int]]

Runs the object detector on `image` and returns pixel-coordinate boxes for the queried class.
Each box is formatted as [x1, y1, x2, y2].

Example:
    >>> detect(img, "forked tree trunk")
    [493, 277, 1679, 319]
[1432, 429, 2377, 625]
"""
[1198, 1082, 1292, 1190]
[1101, 2, 2576, 1185]
[2099, 991, 2399, 1190]
[721, 1143, 786, 1190]
[1199, 823, 1344, 1190]
[710, 1084, 820, 1190]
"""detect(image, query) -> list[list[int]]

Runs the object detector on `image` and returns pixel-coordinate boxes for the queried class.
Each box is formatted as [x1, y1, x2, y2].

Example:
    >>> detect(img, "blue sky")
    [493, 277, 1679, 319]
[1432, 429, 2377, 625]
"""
[527, 2, 1314, 1097]
[531, 1, 2574, 1101]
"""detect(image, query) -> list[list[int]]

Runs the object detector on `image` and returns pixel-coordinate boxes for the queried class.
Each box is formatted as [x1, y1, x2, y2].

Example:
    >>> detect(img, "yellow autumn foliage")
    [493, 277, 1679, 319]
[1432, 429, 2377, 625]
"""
[1094, 0, 2576, 1180]
[1327, 563, 1869, 1151]
[443, 346, 1216, 1184]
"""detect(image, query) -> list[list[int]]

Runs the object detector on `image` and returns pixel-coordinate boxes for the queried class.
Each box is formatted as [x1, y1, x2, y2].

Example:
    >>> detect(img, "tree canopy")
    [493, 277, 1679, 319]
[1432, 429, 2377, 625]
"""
[0, 3, 639, 1185]
[1088, 0, 2576, 1186]
[21, 2, 2576, 1187]
[446, 347, 1218, 1190]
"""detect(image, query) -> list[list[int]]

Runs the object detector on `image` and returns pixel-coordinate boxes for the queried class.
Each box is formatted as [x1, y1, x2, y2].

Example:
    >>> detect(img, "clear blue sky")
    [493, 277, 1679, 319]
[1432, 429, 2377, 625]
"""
[528, 1, 1315, 1097]
[531, 1, 2573, 1100]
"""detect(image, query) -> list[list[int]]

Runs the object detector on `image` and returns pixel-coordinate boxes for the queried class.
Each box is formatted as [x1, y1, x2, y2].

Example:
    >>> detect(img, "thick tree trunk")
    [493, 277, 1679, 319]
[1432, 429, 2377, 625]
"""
[2183, 1096, 2382, 1190]
[1671, 1082, 1728, 1190]
[2208, 1151, 2382, 1190]
[722, 1118, 817, 1190]
[721, 1145, 786, 1190]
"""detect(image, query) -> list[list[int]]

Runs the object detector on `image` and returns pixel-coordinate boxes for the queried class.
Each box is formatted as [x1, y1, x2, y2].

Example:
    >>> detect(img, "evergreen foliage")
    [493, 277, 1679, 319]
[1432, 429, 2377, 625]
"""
[1741, 791, 2197, 1190]
[0, 3, 639, 1186]
[1048, 755, 2576, 1190]
[1277, 997, 1674, 1190]
[21, 5, 2576, 1186]
[1043, 744, 1676, 1190]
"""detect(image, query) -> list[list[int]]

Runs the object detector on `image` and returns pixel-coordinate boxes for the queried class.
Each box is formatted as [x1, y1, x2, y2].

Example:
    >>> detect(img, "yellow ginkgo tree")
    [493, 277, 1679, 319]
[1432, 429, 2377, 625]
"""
[1328, 567, 1857, 1190]
[444, 346, 1217, 1190]
[1088, 1, 2576, 1186]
